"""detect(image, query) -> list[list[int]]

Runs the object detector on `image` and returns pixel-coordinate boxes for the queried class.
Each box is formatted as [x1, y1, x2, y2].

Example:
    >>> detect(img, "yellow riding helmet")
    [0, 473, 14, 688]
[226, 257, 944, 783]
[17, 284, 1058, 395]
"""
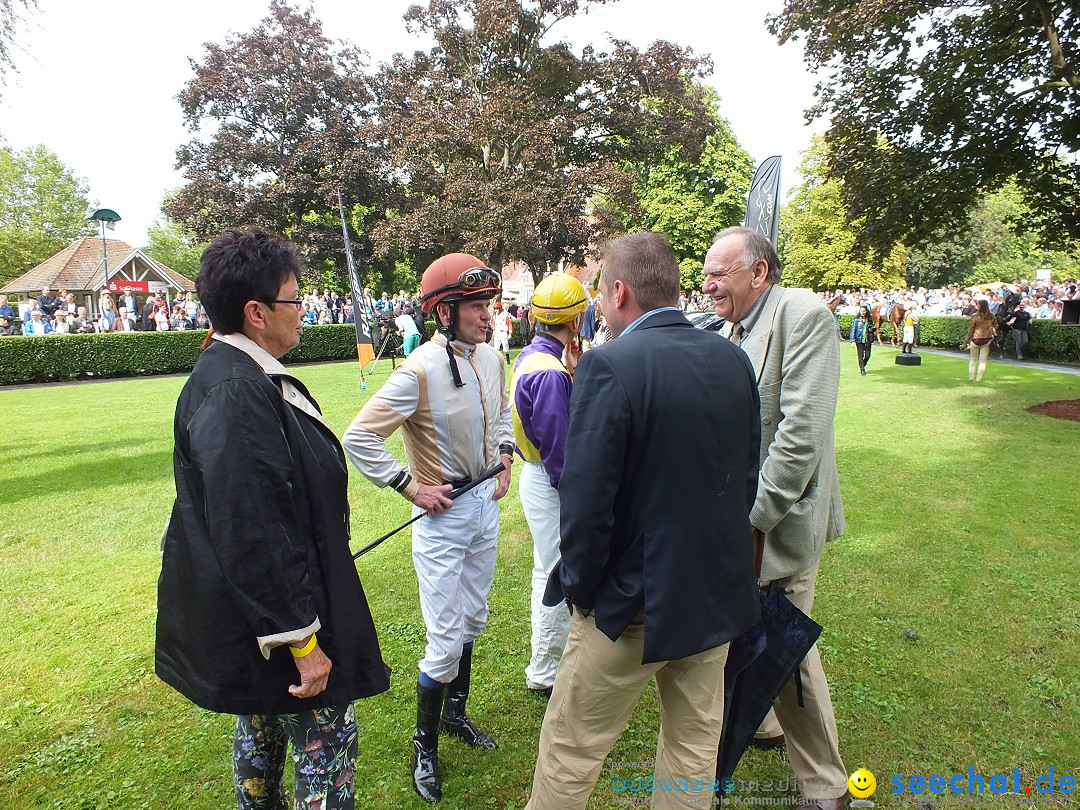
[531, 274, 588, 325]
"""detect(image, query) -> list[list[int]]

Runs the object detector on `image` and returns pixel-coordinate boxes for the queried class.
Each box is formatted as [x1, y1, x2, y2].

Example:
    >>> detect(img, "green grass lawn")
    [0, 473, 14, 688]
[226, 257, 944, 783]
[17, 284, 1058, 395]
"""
[1, 346, 1078, 809]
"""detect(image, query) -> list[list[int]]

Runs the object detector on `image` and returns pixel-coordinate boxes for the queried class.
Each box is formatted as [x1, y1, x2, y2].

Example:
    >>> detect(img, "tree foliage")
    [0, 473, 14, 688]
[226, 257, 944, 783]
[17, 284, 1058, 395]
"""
[371, 0, 716, 284]
[143, 210, 208, 282]
[904, 181, 1080, 287]
[0, 0, 35, 99]
[779, 136, 905, 290]
[770, 1, 1080, 258]
[0, 144, 94, 288]
[165, 0, 386, 287]
[606, 94, 755, 288]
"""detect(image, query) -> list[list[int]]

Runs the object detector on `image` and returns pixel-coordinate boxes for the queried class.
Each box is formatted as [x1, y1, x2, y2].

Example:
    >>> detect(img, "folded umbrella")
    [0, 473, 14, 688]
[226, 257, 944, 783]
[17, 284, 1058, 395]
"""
[716, 582, 823, 790]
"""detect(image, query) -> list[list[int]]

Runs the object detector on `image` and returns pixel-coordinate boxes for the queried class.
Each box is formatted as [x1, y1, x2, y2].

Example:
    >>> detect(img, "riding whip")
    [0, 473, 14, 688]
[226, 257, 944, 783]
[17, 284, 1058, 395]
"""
[352, 461, 507, 559]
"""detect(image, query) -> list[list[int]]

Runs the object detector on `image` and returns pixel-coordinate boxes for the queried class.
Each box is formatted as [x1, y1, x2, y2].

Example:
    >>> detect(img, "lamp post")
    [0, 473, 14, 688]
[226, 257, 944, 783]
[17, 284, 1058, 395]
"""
[89, 208, 122, 290]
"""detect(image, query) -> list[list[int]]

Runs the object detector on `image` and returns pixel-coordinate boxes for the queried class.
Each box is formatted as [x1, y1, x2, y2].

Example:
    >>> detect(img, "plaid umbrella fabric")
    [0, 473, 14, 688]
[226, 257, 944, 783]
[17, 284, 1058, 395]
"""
[716, 582, 823, 789]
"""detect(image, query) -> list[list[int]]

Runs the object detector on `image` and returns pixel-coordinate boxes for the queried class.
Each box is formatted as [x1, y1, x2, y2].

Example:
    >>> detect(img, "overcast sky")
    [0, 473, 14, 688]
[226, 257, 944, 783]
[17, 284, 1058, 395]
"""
[1, 0, 824, 248]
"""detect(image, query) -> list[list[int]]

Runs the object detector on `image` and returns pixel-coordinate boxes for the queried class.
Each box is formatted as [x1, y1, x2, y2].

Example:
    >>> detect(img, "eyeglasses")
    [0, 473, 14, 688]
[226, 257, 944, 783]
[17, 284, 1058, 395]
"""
[262, 299, 306, 311]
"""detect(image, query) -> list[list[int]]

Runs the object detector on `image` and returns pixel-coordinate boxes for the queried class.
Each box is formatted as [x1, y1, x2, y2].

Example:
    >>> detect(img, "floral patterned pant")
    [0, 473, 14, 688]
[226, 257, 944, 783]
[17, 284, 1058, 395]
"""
[233, 703, 358, 810]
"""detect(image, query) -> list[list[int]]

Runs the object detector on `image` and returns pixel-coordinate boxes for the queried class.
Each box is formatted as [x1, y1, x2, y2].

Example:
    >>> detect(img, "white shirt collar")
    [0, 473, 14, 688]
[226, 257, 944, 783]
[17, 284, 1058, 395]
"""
[212, 331, 289, 376]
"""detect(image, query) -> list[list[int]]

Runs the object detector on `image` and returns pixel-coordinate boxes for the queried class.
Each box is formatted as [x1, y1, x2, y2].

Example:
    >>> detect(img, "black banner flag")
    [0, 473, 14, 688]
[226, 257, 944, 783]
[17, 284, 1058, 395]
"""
[338, 191, 375, 366]
[744, 156, 782, 249]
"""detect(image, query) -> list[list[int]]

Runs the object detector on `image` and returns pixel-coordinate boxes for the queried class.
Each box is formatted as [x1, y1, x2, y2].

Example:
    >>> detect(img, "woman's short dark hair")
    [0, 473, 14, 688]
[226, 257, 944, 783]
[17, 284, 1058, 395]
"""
[196, 226, 303, 334]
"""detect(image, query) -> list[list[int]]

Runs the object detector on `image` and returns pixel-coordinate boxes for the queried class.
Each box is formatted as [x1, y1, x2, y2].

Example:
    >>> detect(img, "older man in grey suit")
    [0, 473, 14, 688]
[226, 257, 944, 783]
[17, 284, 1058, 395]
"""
[704, 226, 848, 810]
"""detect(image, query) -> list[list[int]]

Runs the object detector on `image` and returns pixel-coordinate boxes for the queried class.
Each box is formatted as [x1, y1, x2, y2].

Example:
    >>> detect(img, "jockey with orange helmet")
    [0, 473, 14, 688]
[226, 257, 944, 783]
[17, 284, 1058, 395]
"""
[343, 252, 513, 803]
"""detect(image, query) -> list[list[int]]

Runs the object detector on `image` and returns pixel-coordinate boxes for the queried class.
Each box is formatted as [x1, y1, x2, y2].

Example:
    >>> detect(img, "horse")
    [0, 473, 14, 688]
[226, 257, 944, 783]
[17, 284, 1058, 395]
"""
[871, 303, 905, 346]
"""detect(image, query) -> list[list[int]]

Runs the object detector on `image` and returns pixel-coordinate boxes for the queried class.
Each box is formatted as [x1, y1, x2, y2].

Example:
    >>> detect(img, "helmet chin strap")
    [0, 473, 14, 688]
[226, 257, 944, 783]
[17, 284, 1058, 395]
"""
[438, 302, 465, 388]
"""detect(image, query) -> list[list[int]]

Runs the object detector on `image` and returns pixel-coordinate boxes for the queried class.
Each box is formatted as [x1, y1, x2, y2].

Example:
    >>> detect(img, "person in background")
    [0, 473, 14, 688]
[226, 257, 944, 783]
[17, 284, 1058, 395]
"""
[0, 313, 21, 336]
[25, 309, 52, 335]
[37, 287, 60, 319]
[411, 304, 429, 346]
[183, 292, 199, 321]
[121, 290, 138, 316]
[110, 307, 137, 332]
[155, 302, 171, 332]
[98, 290, 117, 329]
[0, 294, 14, 320]
[395, 306, 421, 356]
[901, 309, 918, 353]
[140, 297, 157, 331]
[849, 305, 876, 375]
[491, 300, 514, 363]
[511, 274, 587, 699]
[962, 299, 997, 382]
[156, 225, 389, 810]
[52, 311, 73, 334]
[171, 303, 193, 331]
[73, 307, 96, 334]
[1006, 301, 1031, 359]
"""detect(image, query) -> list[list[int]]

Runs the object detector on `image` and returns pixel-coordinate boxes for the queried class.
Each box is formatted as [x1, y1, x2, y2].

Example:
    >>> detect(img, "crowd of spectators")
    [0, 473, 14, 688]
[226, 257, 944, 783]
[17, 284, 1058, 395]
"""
[671, 279, 1077, 319]
[818, 279, 1078, 319]
[0, 287, 211, 336]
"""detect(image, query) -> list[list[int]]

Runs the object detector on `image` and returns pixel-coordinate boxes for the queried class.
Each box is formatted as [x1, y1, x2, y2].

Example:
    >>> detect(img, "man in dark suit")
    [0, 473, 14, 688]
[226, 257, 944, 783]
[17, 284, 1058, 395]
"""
[525, 232, 762, 810]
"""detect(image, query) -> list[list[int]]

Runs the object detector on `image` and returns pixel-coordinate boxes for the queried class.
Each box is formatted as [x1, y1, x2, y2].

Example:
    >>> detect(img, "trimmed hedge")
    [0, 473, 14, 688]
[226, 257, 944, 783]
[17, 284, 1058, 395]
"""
[0, 325, 364, 386]
[837, 315, 1080, 364]
[0, 317, 536, 386]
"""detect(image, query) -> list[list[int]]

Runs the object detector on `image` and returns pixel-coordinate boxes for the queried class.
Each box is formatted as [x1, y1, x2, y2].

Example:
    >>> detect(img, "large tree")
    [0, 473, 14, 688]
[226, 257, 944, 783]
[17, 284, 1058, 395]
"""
[372, 0, 715, 284]
[0, 144, 94, 288]
[779, 136, 905, 290]
[166, 0, 386, 286]
[605, 94, 754, 290]
[770, 1, 1080, 259]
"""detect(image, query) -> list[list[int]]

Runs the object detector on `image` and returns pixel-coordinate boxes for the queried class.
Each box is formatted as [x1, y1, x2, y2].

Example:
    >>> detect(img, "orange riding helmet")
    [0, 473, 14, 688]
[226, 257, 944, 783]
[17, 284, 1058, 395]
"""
[419, 253, 502, 315]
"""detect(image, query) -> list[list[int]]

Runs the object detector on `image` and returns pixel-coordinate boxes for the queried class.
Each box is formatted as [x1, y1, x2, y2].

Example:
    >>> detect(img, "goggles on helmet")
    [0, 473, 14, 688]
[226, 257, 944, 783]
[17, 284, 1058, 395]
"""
[422, 267, 502, 303]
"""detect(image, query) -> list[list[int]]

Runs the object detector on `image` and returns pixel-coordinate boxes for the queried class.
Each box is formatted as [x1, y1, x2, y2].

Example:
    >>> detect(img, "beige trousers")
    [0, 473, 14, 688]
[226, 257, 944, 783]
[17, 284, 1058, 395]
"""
[526, 611, 728, 810]
[754, 562, 847, 800]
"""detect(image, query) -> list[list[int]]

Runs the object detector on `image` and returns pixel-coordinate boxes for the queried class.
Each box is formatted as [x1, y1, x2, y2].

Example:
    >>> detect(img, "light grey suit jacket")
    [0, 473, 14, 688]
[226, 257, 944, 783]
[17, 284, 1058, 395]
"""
[723, 286, 846, 582]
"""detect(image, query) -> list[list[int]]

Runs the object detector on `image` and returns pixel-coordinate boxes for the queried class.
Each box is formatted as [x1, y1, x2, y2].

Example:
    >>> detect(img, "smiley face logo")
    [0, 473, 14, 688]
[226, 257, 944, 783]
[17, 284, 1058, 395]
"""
[848, 768, 876, 799]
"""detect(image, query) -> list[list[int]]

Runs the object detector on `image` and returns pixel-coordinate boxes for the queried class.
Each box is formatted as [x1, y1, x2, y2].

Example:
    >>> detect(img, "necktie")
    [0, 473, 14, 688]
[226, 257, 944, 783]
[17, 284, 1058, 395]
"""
[732, 323, 744, 346]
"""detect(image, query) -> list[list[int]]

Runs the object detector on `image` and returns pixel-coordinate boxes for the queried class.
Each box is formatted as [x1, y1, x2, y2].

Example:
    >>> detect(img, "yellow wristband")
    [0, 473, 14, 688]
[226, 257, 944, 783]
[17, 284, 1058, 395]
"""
[289, 634, 318, 659]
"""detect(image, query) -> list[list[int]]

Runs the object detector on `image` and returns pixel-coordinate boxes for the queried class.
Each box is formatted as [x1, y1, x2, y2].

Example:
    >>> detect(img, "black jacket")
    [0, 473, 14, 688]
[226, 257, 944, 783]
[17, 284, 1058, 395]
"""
[547, 310, 762, 663]
[156, 341, 390, 714]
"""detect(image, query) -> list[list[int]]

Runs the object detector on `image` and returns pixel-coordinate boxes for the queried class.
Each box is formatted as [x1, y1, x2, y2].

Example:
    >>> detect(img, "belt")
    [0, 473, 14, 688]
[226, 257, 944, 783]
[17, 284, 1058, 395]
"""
[445, 477, 472, 489]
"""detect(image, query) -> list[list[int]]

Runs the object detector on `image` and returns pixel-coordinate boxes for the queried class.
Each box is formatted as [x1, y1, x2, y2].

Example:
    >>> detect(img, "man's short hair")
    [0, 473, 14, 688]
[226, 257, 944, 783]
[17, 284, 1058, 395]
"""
[600, 232, 680, 312]
[713, 226, 782, 283]
[196, 226, 303, 334]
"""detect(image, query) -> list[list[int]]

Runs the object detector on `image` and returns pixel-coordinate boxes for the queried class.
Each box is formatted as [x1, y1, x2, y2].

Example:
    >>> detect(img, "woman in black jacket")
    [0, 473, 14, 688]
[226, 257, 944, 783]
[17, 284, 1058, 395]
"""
[155, 226, 389, 809]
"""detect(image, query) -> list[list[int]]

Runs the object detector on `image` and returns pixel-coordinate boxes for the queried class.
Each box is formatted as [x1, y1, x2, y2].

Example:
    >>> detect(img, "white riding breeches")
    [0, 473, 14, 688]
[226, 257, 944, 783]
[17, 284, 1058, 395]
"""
[412, 478, 500, 683]
[519, 461, 571, 690]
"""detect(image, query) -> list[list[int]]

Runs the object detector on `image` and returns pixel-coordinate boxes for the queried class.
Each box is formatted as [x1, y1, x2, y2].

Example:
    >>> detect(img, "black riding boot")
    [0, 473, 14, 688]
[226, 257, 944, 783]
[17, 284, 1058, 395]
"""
[440, 645, 498, 749]
[413, 680, 445, 802]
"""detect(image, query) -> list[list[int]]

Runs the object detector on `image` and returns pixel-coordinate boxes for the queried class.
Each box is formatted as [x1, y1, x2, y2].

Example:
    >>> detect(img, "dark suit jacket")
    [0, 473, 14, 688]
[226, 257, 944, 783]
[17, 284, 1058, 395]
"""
[549, 309, 762, 663]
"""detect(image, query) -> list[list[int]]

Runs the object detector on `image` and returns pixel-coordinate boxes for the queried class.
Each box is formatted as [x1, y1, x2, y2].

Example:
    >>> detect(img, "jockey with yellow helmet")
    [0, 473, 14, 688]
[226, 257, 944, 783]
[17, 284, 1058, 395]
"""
[510, 272, 588, 696]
